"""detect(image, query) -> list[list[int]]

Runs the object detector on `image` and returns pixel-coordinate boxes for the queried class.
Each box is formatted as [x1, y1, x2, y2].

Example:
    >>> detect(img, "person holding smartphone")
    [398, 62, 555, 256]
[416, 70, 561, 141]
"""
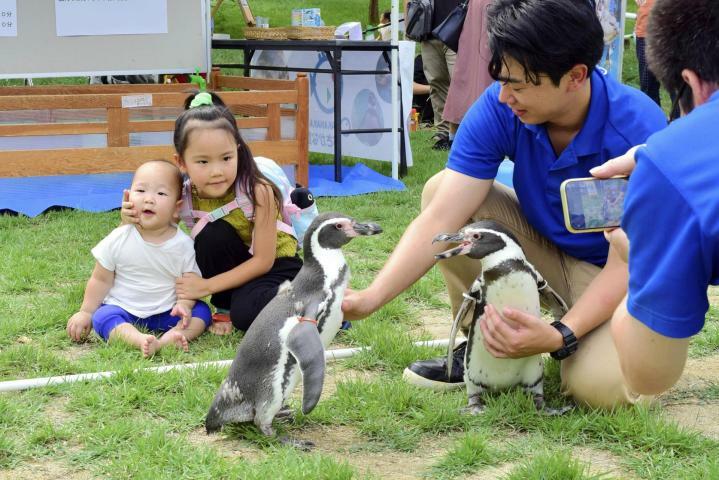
[592, 0, 719, 396]
[343, 0, 667, 409]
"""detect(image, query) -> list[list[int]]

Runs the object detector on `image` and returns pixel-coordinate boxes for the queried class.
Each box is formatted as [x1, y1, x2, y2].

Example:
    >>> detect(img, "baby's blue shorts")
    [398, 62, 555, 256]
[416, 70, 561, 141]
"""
[92, 301, 212, 341]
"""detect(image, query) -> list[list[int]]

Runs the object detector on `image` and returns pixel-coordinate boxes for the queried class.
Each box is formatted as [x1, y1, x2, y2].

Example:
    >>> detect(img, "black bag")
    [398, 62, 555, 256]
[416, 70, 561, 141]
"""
[431, 0, 468, 52]
[405, 0, 434, 41]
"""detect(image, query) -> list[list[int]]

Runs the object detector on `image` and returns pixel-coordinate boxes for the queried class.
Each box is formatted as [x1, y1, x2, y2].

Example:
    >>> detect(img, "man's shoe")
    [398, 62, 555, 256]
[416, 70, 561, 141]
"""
[403, 341, 466, 390]
[431, 136, 453, 151]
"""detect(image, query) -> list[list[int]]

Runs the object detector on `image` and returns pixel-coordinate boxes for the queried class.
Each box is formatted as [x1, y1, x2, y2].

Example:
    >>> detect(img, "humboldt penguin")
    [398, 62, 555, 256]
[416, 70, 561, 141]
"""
[433, 220, 570, 414]
[205, 212, 382, 446]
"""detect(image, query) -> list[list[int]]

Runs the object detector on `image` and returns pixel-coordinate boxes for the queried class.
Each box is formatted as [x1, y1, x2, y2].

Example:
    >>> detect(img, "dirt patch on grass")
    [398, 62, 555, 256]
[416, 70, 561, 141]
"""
[664, 403, 719, 440]
[666, 354, 719, 394]
[572, 446, 637, 479]
[186, 427, 266, 461]
[662, 353, 719, 440]
[297, 425, 447, 479]
[0, 460, 92, 480]
[409, 308, 452, 340]
[57, 343, 95, 363]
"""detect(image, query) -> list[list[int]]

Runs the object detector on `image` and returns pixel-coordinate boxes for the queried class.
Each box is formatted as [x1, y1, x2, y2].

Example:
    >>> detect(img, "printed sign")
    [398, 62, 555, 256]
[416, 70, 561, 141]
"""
[250, 42, 415, 167]
[121, 94, 153, 108]
[55, 0, 168, 37]
[595, 0, 626, 81]
[0, 0, 17, 37]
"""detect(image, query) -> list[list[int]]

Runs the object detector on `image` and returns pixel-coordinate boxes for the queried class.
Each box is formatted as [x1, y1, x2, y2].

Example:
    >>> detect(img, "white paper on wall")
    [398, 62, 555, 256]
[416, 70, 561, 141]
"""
[0, 0, 17, 37]
[55, 0, 168, 37]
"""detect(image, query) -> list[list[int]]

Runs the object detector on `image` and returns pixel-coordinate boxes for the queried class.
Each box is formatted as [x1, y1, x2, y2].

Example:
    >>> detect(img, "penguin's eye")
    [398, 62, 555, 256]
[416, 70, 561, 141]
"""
[472, 234, 480, 239]
[335, 223, 343, 229]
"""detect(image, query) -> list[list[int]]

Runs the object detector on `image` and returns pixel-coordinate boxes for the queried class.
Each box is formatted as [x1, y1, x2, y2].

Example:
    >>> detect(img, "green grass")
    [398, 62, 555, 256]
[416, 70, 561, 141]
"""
[1, 2, 719, 478]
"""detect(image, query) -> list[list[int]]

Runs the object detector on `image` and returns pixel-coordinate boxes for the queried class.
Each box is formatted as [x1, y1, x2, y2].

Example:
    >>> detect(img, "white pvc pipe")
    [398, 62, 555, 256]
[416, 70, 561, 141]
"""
[0, 338, 453, 393]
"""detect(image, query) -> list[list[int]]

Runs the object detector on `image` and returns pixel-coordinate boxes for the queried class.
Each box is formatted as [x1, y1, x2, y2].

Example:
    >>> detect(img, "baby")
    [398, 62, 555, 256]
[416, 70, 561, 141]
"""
[66, 160, 211, 357]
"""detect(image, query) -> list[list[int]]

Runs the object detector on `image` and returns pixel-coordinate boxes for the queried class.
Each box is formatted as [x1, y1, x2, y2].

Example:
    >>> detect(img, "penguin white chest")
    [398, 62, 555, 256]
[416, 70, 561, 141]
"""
[485, 271, 540, 317]
[466, 271, 543, 389]
[314, 246, 350, 347]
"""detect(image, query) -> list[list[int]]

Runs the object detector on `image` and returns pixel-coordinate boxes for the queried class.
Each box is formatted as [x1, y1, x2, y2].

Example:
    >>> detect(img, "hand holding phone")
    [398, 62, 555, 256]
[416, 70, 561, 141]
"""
[560, 177, 629, 233]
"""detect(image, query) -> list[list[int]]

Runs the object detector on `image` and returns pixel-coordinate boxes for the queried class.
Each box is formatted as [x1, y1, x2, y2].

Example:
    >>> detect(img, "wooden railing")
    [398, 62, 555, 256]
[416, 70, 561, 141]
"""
[0, 72, 309, 186]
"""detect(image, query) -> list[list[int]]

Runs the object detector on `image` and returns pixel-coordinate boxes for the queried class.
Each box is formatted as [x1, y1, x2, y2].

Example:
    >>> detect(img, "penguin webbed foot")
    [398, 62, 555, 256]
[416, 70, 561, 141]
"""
[274, 405, 296, 422]
[460, 394, 486, 415]
[541, 404, 574, 416]
[279, 436, 315, 451]
[533, 393, 574, 416]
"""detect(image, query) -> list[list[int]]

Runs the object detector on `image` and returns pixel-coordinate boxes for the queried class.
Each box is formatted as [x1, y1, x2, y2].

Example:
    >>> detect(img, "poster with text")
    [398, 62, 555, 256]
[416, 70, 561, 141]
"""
[250, 42, 415, 167]
[0, 0, 17, 37]
[596, 0, 626, 81]
[55, 0, 168, 37]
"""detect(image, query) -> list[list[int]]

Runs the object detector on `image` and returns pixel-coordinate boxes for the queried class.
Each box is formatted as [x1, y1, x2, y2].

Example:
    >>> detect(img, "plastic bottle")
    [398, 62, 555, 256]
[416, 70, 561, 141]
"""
[409, 108, 418, 132]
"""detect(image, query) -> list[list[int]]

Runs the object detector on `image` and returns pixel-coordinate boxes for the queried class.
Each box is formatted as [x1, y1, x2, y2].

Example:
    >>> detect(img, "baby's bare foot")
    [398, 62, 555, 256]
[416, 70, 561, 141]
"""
[141, 335, 160, 358]
[160, 330, 189, 352]
[209, 321, 233, 336]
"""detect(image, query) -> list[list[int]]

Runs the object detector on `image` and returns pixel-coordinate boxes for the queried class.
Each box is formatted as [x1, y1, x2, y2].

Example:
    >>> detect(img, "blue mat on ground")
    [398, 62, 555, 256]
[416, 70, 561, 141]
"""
[0, 163, 404, 218]
[308, 163, 406, 197]
[0, 161, 514, 218]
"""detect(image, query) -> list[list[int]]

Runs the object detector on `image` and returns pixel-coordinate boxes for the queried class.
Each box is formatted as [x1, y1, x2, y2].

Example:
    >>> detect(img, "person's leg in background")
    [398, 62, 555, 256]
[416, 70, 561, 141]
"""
[421, 38, 457, 150]
[636, 35, 661, 106]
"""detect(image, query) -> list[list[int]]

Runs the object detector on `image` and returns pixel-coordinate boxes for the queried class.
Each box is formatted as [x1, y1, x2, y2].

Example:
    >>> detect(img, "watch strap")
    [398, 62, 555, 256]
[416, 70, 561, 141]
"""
[550, 321, 578, 360]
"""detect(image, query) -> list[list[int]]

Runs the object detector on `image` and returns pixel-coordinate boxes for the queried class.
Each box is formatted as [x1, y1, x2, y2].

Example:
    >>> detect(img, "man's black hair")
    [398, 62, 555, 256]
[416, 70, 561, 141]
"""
[647, 0, 719, 114]
[487, 0, 604, 86]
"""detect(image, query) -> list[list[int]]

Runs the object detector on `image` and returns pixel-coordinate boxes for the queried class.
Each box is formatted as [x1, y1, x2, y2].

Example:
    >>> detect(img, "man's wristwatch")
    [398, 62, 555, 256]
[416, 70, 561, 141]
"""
[550, 321, 578, 360]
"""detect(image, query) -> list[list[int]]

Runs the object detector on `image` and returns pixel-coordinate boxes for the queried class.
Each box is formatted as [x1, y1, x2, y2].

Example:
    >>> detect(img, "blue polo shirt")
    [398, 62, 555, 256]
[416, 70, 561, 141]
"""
[447, 69, 666, 266]
[622, 91, 719, 338]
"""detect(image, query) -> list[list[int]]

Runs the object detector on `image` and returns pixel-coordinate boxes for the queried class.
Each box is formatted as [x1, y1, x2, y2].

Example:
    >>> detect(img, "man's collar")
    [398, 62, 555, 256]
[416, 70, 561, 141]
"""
[521, 69, 607, 161]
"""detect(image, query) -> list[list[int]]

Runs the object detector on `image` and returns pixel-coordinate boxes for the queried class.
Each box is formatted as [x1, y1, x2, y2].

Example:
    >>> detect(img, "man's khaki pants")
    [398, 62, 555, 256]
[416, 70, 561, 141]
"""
[423, 171, 644, 409]
[421, 38, 457, 137]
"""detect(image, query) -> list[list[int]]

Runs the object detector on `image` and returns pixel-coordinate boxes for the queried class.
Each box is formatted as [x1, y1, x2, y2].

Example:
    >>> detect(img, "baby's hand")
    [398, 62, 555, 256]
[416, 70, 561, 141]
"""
[120, 189, 140, 225]
[172, 302, 191, 329]
[67, 311, 92, 342]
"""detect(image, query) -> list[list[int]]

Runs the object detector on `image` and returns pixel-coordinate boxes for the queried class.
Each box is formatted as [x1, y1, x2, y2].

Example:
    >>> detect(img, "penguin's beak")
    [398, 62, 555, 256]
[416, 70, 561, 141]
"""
[433, 232, 472, 259]
[349, 221, 383, 237]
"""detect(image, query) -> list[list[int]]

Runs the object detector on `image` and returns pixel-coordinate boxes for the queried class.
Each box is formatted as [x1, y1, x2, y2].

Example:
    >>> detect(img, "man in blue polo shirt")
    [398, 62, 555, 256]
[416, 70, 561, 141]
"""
[343, 0, 666, 408]
[594, 0, 719, 396]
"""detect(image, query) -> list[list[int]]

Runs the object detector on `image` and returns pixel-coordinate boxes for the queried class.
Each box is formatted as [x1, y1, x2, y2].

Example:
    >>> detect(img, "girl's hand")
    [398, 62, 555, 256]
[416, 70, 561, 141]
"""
[120, 189, 140, 225]
[67, 311, 92, 342]
[176, 274, 211, 300]
[479, 304, 563, 358]
[171, 302, 192, 329]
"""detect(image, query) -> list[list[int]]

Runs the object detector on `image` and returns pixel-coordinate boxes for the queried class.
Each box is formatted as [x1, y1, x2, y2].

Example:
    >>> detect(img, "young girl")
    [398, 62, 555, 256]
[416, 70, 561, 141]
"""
[68, 160, 212, 356]
[122, 92, 302, 335]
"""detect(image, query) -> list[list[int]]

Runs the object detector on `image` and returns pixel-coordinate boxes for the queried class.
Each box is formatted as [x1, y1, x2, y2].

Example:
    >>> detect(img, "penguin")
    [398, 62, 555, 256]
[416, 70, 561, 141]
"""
[205, 212, 382, 447]
[433, 220, 570, 415]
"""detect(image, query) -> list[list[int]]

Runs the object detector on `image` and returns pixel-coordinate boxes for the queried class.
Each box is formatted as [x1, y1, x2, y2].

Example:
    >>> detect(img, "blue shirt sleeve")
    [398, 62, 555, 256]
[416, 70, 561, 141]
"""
[446, 82, 515, 179]
[622, 152, 710, 338]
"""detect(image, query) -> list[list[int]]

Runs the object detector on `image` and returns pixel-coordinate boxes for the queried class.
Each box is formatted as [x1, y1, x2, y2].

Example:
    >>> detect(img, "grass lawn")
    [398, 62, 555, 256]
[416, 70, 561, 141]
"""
[1, 1, 718, 479]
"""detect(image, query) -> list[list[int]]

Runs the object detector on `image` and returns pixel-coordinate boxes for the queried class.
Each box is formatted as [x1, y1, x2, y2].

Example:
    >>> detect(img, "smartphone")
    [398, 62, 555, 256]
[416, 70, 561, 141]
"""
[560, 177, 629, 233]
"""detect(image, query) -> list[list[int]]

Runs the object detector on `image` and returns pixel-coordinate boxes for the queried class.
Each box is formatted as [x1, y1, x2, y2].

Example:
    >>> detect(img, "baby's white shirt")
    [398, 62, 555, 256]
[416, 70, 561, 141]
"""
[92, 224, 201, 318]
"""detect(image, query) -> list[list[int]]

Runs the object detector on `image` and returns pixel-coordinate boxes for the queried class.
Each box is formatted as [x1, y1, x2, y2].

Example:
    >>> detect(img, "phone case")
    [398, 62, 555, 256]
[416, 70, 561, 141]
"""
[560, 177, 621, 234]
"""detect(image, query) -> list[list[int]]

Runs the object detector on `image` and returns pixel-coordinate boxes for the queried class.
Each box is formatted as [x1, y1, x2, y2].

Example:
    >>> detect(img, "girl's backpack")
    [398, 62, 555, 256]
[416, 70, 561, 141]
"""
[178, 156, 318, 251]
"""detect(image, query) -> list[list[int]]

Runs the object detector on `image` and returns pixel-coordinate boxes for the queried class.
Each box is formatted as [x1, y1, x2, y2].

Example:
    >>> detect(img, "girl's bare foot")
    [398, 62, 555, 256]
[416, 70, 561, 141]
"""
[141, 335, 160, 358]
[208, 321, 233, 336]
[159, 330, 189, 352]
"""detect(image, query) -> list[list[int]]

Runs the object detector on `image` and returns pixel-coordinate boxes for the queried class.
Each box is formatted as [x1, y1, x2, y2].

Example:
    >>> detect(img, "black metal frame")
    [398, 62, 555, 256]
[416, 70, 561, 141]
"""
[212, 39, 407, 182]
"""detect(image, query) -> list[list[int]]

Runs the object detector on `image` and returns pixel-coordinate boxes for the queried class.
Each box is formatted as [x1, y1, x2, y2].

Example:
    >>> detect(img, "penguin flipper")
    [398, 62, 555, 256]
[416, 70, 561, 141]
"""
[287, 321, 325, 415]
[537, 280, 569, 321]
[447, 292, 478, 377]
[526, 262, 569, 321]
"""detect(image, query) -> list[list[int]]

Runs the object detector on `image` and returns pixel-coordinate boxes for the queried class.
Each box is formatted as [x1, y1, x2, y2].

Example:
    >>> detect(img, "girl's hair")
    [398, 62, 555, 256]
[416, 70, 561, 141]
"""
[174, 91, 283, 214]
